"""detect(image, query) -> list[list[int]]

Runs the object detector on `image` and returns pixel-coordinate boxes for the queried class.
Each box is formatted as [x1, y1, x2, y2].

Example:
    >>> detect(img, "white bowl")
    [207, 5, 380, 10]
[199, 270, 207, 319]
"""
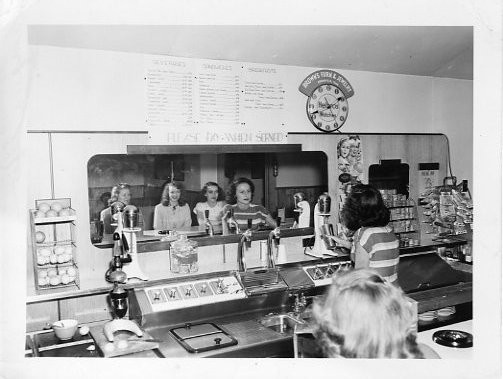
[52, 319, 78, 340]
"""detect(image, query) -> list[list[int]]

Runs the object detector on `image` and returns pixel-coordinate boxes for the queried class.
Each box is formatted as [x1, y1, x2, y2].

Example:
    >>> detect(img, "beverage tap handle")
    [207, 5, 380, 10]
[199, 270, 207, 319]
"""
[204, 210, 214, 236]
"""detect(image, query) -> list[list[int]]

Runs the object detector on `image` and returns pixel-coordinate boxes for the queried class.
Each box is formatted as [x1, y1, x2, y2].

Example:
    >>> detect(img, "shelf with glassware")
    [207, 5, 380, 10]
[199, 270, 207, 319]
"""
[379, 190, 421, 248]
[417, 181, 473, 264]
[30, 198, 80, 294]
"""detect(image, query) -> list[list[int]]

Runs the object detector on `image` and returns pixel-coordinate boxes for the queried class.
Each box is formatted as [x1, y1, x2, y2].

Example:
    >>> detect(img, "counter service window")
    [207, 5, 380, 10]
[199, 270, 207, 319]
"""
[87, 151, 328, 246]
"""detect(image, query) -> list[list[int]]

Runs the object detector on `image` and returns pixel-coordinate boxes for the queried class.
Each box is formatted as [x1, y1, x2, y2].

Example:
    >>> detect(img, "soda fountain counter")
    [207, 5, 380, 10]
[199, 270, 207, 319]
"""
[26, 229, 472, 358]
[25, 136, 474, 358]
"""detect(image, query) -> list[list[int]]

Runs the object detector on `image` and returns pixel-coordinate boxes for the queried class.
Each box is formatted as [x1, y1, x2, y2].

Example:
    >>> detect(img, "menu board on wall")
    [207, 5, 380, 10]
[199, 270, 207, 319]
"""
[241, 63, 286, 128]
[195, 59, 242, 127]
[145, 55, 287, 141]
[145, 56, 195, 128]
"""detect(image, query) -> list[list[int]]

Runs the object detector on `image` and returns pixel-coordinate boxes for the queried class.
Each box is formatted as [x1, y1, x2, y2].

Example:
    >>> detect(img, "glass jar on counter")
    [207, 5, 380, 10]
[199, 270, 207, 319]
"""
[170, 234, 198, 274]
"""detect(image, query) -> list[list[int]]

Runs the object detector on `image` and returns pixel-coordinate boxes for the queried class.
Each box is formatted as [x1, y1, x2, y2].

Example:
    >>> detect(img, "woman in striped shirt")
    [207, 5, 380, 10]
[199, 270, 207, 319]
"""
[222, 177, 277, 232]
[328, 184, 400, 284]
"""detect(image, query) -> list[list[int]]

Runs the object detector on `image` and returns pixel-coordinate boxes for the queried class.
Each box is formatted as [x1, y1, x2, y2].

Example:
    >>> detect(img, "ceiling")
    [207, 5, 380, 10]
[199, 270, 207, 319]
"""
[28, 25, 473, 80]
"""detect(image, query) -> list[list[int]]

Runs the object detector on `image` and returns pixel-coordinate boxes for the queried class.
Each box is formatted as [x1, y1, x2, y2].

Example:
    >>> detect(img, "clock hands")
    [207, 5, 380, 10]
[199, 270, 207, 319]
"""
[309, 95, 346, 118]
[311, 96, 339, 117]
[319, 97, 331, 109]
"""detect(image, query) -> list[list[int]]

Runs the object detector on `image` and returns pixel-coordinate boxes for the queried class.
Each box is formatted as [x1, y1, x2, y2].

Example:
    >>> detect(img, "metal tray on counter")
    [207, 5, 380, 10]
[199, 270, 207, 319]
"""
[169, 322, 238, 353]
[31, 329, 98, 358]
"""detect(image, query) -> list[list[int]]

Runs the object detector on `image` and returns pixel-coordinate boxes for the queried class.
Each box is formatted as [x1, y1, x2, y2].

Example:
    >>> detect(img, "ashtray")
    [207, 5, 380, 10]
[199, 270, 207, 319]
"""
[432, 330, 473, 348]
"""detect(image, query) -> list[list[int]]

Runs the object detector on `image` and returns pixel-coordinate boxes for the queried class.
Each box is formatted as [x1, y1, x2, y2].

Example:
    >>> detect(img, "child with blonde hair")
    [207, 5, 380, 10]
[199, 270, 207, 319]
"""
[311, 269, 440, 359]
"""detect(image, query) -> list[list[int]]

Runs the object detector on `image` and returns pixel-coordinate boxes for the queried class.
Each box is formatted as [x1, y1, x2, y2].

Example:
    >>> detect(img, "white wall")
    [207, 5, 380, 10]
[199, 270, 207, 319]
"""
[26, 45, 448, 135]
[26, 47, 145, 131]
[432, 78, 473, 188]
[24, 45, 473, 293]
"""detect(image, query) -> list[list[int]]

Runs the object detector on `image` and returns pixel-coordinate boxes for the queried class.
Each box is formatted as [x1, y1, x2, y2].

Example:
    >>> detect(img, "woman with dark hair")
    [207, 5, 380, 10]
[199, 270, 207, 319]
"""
[328, 184, 400, 284]
[222, 177, 277, 232]
[153, 181, 192, 230]
[193, 181, 226, 226]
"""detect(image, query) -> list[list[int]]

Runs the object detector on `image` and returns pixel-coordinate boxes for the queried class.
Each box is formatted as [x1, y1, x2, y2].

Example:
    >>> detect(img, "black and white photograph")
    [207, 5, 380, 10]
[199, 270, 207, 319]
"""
[1, 1, 501, 378]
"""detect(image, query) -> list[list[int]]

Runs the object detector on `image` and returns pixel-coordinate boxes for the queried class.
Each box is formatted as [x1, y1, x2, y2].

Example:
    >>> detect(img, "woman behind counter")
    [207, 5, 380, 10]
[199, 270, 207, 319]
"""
[153, 181, 192, 230]
[99, 183, 128, 234]
[222, 177, 277, 232]
[328, 184, 400, 284]
[193, 182, 226, 226]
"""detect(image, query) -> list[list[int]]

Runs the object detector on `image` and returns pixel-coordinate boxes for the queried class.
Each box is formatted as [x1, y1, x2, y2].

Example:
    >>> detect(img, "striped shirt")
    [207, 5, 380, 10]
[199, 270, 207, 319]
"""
[224, 204, 271, 231]
[353, 226, 400, 283]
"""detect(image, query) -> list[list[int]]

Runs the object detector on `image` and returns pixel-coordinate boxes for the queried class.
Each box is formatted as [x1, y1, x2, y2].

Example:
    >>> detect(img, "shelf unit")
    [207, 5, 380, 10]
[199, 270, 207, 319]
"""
[30, 198, 80, 294]
[380, 192, 421, 247]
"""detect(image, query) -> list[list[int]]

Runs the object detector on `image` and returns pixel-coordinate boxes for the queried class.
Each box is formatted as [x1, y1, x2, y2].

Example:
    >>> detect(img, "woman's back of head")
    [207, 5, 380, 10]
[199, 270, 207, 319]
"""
[340, 184, 390, 231]
[312, 269, 423, 358]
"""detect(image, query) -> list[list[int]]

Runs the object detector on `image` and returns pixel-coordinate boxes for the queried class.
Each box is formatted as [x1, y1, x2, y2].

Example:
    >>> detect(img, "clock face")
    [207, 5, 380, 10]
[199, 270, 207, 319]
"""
[306, 84, 349, 132]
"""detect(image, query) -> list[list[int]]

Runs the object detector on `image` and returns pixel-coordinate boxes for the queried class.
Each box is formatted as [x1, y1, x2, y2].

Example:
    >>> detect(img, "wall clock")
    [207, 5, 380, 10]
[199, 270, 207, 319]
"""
[299, 70, 355, 133]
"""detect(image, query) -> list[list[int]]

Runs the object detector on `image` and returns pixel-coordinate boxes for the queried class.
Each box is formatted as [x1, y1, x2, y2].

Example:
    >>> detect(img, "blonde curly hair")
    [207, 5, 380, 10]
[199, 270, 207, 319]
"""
[312, 269, 423, 358]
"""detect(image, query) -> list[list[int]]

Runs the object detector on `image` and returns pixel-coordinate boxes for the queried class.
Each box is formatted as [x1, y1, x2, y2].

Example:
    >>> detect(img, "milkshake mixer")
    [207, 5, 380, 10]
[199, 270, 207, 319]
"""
[307, 193, 338, 258]
[105, 201, 130, 284]
[103, 202, 144, 341]
[103, 282, 144, 342]
[117, 204, 148, 281]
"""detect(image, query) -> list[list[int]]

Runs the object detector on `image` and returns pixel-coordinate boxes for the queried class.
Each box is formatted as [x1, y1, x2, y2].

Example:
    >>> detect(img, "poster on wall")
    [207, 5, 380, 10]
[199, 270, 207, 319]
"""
[145, 55, 288, 144]
[336, 135, 364, 236]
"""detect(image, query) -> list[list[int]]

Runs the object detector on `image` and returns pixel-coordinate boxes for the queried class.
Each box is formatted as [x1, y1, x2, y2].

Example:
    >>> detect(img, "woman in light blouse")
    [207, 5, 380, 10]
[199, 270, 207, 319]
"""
[153, 181, 192, 230]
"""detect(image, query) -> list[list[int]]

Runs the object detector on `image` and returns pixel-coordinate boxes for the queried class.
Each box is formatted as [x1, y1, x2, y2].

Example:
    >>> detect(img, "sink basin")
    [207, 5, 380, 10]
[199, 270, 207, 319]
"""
[259, 314, 304, 334]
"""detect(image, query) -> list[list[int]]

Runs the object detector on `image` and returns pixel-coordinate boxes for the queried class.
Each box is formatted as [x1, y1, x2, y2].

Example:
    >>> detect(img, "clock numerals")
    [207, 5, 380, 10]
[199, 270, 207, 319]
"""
[306, 84, 350, 133]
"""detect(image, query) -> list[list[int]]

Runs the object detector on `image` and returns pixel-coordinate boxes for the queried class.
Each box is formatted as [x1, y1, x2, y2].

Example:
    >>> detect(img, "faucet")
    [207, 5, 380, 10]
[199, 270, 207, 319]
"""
[223, 208, 240, 235]
[291, 292, 308, 317]
[266, 227, 281, 269]
[204, 210, 214, 236]
[237, 229, 253, 272]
